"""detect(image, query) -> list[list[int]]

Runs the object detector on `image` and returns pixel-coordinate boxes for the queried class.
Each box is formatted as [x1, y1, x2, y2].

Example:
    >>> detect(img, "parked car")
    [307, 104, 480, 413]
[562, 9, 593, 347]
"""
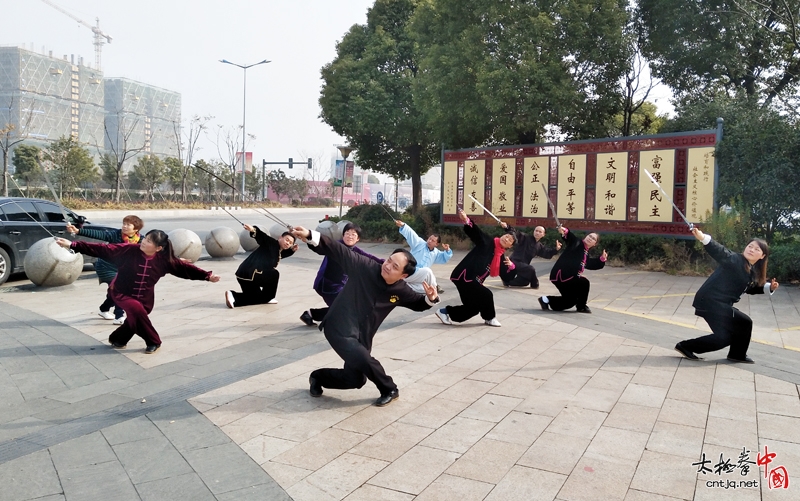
[0, 197, 115, 285]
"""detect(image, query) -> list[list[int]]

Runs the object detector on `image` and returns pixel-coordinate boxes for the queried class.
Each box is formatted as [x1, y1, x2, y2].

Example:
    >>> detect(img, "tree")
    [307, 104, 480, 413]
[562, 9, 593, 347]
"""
[173, 115, 212, 201]
[1, 97, 37, 196]
[101, 113, 146, 202]
[664, 94, 800, 243]
[45, 136, 99, 199]
[266, 169, 290, 202]
[165, 157, 183, 200]
[319, 0, 438, 212]
[130, 155, 167, 201]
[287, 177, 310, 203]
[214, 125, 250, 202]
[11, 144, 41, 196]
[636, 0, 800, 106]
[411, 0, 630, 147]
[367, 174, 380, 184]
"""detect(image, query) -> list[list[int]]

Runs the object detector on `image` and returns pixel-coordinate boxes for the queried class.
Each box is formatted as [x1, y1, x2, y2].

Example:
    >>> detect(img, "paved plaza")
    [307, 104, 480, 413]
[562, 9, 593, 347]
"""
[1, 226, 800, 500]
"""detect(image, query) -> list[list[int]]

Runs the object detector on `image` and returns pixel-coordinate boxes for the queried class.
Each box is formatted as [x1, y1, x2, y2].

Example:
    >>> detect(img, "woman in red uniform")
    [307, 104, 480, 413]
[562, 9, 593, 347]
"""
[56, 230, 220, 353]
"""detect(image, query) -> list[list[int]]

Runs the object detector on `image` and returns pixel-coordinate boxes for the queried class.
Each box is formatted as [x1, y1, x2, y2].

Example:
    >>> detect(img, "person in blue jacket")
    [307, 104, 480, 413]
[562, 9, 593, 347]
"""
[67, 215, 143, 324]
[675, 227, 778, 364]
[395, 219, 453, 294]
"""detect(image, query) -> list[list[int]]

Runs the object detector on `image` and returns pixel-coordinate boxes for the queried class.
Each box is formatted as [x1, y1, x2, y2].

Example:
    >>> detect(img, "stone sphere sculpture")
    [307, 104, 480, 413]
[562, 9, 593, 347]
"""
[205, 226, 240, 258]
[168, 229, 202, 263]
[315, 220, 339, 241]
[268, 224, 290, 240]
[24, 237, 84, 287]
[336, 220, 352, 240]
[239, 229, 259, 252]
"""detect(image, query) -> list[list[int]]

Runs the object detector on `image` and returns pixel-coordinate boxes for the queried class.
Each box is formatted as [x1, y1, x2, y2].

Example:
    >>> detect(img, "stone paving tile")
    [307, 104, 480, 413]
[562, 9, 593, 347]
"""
[113, 435, 194, 484]
[343, 484, 414, 501]
[135, 471, 217, 501]
[518, 431, 591, 475]
[397, 397, 471, 429]
[484, 465, 566, 501]
[708, 393, 757, 423]
[272, 427, 369, 471]
[629, 449, 698, 500]
[458, 393, 522, 423]
[445, 437, 527, 484]
[756, 391, 800, 418]
[585, 426, 649, 462]
[0, 449, 62, 501]
[435, 378, 496, 403]
[367, 445, 460, 495]
[756, 412, 800, 444]
[657, 398, 709, 428]
[623, 490, 685, 501]
[545, 406, 608, 440]
[618, 382, 669, 408]
[260, 461, 313, 490]
[485, 410, 552, 447]
[291, 453, 388, 501]
[183, 441, 273, 496]
[755, 373, 799, 395]
[558, 451, 638, 501]
[60, 460, 140, 501]
[348, 422, 434, 463]
[646, 420, 706, 459]
[419, 416, 495, 454]
[414, 473, 494, 501]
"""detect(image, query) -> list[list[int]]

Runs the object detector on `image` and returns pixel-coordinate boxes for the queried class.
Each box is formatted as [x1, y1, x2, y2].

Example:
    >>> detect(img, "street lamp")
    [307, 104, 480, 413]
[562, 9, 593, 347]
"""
[219, 58, 270, 202]
[336, 145, 353, 217]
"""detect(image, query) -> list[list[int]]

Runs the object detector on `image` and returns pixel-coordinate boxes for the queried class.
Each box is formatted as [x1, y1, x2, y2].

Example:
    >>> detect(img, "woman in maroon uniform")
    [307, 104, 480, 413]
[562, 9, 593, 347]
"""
[56, 230, 220, 353]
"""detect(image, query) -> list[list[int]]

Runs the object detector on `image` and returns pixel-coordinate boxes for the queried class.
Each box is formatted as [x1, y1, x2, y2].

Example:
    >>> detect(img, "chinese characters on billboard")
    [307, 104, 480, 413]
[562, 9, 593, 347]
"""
[441, 129, 718, 235]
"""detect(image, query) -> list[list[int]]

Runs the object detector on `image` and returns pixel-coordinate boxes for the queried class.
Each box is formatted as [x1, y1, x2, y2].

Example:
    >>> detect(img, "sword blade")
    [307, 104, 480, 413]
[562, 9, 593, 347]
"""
[541, 183, 560, 227]
[467, 194, 501, 223]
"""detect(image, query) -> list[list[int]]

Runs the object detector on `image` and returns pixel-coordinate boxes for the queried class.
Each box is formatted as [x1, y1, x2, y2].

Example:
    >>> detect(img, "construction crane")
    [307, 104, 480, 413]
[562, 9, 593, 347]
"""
[40, 0, 112, 70]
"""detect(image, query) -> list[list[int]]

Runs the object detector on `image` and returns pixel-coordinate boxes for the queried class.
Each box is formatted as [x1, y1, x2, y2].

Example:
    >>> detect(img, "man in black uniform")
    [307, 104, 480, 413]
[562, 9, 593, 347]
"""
[499, 223, 561, 288]
[225, 224, 297, 308]
[292, 225, 440, 407]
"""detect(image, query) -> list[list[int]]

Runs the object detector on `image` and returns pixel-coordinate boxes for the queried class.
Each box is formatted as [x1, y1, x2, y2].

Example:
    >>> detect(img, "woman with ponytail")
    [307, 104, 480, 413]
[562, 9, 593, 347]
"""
[56, 230, 220, 354]
[675, 227, 778, 364]
[434, 208, 515, 327]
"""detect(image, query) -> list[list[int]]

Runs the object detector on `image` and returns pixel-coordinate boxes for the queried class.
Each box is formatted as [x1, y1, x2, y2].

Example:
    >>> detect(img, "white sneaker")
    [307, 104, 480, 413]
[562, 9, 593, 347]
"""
[435, 308, 452, 325]
[485, 318, 502, 327]
[98, 311, 115, 320]
[225, 290, 235, 309]
[113, 314, 126, 325]
[267, 298, 278, 304]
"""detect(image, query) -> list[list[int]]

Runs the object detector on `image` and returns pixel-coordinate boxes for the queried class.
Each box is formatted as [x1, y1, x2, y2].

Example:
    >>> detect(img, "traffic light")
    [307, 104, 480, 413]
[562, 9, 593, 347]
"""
[307, 158, 312, 169]
[288, 158, 293, 169]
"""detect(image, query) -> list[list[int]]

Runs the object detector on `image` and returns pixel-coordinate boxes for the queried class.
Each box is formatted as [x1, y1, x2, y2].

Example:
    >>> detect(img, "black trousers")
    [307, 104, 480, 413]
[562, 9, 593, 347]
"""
[502, 262, 538, 287]
[682, 309, 752, 359]
[446, 279, 495, 322]
[310, 307, 329, 322]
[546, 277, 590, 311]
[231, 270, 279, 307]
[311, 334, 395, 395]
[99, 289, 124, 318]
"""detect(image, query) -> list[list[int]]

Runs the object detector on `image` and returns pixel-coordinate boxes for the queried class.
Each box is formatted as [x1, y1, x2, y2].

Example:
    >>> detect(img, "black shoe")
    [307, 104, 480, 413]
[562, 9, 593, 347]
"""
[309, 376, 323, 397]
[530, 283, 539, 290]
[577, 306, 592, 314]
[436, 285, 445, 294]
[674, 342, 701, 360]
[538, 297, 550, 311]
[109, 341, 126, 349]
[145, 344, 161, 354]
[300, 311, 315, 327]
[727, 355, 755, 364]
[502, 281, 510, 288]
[374, 389, 399, 407]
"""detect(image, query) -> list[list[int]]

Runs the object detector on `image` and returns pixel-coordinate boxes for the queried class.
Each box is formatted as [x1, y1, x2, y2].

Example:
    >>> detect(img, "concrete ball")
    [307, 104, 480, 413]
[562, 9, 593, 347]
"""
[315, 220, 338, 241]
[336, 220, 352, 240]
[24, 238, 84, 287]
[168, 229, 202, 263]
[205, 226, 240, 258]
[268, 224, 289, 241]
[239, 229, 259, 252]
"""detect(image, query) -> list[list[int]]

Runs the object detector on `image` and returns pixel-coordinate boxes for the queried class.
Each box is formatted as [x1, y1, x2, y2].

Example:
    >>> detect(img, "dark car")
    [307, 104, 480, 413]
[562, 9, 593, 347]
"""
[0, 197, 115, 285]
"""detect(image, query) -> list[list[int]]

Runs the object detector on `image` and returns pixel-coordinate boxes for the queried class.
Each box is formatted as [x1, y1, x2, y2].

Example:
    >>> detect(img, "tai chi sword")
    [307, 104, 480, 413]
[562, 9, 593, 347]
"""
[643, 169, 694, 231]
[467, 194, 502, 224]
[540, 183, 561, 228]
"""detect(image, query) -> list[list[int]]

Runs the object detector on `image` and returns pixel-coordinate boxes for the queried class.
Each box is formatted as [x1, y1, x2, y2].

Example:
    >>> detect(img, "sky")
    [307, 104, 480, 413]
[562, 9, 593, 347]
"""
[5, 0, 675, 182]
[6, 0, 376, 177]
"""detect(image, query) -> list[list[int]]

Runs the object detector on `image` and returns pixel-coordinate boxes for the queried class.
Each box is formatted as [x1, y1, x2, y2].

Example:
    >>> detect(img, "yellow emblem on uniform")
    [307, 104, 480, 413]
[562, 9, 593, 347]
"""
[389, 295, 399, 303]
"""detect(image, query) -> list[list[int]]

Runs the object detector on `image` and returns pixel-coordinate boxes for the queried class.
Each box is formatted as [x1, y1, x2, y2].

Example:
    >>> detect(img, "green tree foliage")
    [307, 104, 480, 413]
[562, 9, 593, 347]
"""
[411, 0, 630, 147]
[664, 94, 800, 242]
[266, 169, 290, 201]
[11, 144, 41, 194]
[605, 101, 666, 137]
[319, 0, 437, 212]
[130, 155, 167, 201]
[193, 159, 221, 203]
[165, 157, 183, 199]
[636, 0, 800, 106]
[44, 136, 99, 198]
[367, 174, 381, 184]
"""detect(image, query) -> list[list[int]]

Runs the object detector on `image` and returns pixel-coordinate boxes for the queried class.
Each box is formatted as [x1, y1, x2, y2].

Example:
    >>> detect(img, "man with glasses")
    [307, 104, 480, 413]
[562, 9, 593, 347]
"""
[538, 227, 607, 314]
